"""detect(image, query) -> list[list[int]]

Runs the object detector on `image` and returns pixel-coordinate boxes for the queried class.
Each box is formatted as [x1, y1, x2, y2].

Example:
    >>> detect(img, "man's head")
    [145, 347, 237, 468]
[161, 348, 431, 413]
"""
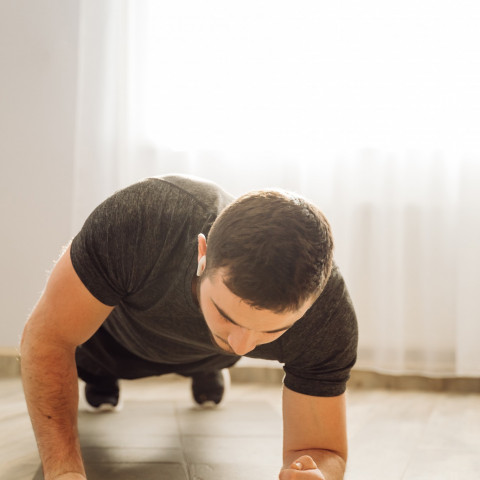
[195, 189, 334, 355]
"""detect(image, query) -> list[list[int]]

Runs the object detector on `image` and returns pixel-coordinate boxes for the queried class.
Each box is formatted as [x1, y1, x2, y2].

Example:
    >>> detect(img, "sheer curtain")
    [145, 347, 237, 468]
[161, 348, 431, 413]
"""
[73, 0, 480, 377]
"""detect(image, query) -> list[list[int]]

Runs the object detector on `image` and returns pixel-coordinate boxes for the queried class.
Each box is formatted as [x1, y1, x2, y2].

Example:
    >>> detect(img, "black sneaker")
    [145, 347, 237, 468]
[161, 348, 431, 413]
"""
[83, 380, 122, 413]
[191, 369, 230, 408]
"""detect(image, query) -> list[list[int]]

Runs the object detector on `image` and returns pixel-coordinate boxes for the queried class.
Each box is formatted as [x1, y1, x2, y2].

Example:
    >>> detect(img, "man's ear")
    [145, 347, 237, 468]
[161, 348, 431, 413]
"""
[197, 256, 207, 277]
[197, 233, 207, 260]
[197, 234, 207, 277]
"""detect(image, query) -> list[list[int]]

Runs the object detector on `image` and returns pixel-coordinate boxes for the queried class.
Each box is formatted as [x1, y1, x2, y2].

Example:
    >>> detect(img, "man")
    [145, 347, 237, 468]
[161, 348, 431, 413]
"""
[21, 174, 358, 480]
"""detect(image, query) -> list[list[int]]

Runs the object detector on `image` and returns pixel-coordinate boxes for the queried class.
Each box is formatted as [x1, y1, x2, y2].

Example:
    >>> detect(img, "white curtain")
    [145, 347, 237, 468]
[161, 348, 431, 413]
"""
[73, 0, 480, 377]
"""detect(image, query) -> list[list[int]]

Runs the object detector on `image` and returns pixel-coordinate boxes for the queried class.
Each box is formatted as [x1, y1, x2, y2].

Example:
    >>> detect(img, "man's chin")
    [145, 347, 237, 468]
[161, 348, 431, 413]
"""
[217, 341, 235, 354]
[212, 334, 235, 354]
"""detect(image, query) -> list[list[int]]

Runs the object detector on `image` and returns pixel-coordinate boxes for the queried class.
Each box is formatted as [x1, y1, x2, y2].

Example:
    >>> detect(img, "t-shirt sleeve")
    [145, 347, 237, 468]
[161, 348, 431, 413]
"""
[281, 264, 358, 397]
[70, 178, 205, 306]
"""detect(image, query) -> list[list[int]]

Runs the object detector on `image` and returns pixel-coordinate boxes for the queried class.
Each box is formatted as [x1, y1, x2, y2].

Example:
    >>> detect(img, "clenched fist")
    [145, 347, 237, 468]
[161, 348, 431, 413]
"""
[279, 455, 326, 479]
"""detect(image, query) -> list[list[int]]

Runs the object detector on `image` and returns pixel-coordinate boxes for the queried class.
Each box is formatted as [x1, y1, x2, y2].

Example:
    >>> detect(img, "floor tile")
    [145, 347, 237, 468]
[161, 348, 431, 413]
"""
[182, 435, 282, 465]
[189, 462, 280, 480]
[79, 432, 182, 450]
[1, 460, 39, 480]
[345, 390, 439, 480]
[176, 400, 282, 437]
[0, 427, 38, 463]
[78, 400, 181, 450]
[401, 448, 480, 480]
[345, 447, 409, 480]
[3, 377, 480, 480]
[32, 462, 188, 480]
[81, 447, 185, 464]
[415, 393, 480, 452]
[27, 399, 283, 479]
[78, 400, 179, 436]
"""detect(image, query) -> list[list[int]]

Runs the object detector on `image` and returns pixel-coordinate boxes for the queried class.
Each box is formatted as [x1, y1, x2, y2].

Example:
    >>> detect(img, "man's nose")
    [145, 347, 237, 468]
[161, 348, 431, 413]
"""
[227, 328, 257, 355]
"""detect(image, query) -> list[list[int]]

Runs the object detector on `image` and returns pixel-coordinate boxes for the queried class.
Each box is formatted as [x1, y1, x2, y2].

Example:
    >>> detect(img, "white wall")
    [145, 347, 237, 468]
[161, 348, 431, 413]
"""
[0, 0, 80, 347]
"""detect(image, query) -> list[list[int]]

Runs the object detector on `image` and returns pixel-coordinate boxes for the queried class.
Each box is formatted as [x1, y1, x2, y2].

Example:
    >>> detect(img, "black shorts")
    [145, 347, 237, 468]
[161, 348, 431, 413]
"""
[75, 325, 241, 384]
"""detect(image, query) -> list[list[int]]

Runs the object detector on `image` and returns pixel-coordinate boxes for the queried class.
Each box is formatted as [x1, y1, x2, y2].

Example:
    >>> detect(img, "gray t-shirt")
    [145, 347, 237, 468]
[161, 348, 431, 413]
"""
[70, 174, 358, 397]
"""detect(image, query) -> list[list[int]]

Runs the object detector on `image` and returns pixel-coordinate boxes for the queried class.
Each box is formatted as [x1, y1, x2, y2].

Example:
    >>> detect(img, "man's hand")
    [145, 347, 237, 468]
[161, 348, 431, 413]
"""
[279, 455, 326, 479]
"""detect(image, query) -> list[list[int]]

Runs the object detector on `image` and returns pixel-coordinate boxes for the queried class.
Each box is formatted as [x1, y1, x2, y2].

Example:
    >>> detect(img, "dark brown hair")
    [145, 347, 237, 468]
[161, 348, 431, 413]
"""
[204, 189, 334, 312]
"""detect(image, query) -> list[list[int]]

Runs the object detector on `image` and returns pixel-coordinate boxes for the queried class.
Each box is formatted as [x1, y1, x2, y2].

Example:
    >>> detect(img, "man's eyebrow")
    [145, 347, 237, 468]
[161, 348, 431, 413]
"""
[211, 299, 293, 334]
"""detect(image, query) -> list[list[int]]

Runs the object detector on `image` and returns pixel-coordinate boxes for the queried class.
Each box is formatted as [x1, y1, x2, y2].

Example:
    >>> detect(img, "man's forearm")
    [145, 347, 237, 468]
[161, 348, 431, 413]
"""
[21, 338, 85, 480]
[282, 449, 346, 480]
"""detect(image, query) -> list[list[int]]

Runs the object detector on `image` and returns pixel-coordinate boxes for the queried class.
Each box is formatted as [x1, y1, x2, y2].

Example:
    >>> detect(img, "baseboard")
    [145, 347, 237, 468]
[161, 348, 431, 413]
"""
[230, 367, 480, 393]
[0, 348, 20, 377]
[230, 365, 285, 384]
[2, 350, 479, 393]
[348, 369, 480, 393]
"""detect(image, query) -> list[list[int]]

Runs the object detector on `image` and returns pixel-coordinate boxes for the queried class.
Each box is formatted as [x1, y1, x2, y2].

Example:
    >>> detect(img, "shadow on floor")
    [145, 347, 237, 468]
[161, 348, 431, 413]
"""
[32, 400, 282, 480]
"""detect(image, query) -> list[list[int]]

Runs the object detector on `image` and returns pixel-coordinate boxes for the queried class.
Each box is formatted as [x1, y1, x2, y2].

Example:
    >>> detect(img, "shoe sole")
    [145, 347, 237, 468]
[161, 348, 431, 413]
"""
[79, 381, 123, 413]
[84, 400, 123, 413]
[194, 368, 231, 409]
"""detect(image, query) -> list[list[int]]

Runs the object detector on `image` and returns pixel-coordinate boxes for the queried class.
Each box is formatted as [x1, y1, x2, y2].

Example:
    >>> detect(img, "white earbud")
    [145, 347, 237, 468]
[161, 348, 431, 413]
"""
[197, 256, 207, 277]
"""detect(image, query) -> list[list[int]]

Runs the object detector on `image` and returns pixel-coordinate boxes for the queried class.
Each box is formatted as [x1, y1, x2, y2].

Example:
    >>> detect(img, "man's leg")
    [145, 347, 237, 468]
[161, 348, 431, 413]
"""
[75, 325, 165, 412]
[76, 324, 242, 410]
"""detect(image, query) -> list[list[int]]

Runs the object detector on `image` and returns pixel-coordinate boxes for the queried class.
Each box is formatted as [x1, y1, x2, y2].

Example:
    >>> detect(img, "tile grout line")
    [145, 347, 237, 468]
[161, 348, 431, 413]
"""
[398, 392, 442, 480]
[174, 400, 194, 480]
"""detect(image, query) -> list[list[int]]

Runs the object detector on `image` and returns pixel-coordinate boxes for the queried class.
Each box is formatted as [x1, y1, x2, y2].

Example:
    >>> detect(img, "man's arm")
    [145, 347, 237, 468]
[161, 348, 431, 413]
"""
[20, 246, 114, 480]
[279, 386, 348, 480]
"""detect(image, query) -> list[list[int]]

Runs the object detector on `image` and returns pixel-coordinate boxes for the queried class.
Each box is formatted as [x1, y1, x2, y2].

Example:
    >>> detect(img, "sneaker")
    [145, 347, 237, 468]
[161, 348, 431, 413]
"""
[83, 380, 122, 413]
[191, 369, 230, 408]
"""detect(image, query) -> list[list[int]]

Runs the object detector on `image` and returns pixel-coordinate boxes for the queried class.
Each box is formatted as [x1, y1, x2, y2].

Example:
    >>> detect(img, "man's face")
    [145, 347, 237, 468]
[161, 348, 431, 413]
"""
[197, 268, 313, 356]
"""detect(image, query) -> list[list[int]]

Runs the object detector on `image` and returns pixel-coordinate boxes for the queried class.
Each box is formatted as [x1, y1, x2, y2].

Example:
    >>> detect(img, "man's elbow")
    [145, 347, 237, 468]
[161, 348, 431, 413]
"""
[20, 313, 72, 372]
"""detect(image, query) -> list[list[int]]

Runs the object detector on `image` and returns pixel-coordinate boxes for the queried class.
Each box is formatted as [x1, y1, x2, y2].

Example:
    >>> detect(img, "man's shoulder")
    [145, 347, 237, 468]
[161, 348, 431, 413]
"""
[310, 262, 355, 318]
[152, 174, 235, 213]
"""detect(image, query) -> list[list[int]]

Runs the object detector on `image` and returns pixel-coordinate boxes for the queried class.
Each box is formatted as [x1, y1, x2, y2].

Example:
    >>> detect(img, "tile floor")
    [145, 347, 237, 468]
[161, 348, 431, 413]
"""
[1, 374, 479, 480]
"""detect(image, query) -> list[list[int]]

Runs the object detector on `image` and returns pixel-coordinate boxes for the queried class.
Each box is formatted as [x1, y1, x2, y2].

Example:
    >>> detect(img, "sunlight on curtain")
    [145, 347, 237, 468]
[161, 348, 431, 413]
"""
[73, 0, 480, 376]
[141, 0, 480, 155]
